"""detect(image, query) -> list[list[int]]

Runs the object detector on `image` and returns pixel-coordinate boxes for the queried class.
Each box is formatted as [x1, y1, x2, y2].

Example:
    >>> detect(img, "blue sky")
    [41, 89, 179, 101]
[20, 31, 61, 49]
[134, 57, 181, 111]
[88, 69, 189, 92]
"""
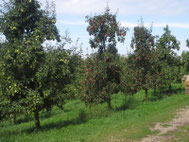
[1, 0, 189, 55]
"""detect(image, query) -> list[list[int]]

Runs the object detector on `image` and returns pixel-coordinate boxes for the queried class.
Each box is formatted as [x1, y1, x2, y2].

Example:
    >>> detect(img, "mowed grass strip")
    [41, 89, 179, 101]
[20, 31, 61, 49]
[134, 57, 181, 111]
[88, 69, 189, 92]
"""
[0, 84, 188, 142]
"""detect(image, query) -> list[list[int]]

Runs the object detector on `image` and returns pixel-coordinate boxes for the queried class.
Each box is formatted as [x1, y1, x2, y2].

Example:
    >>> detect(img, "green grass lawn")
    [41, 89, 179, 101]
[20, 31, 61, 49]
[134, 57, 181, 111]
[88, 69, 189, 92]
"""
[0, 83, 189, 142]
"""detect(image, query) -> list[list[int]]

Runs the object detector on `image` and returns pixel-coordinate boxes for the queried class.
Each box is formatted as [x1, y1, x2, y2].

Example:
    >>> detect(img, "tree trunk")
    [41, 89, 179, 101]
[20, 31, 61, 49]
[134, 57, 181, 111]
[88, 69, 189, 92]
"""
[168, 84, 172, 94]
[34, 111, 40, 131]
[102, 39, 106, 52]
[145, 88, 148, 100]
[10, 113, 16, 125]
[107, 94, 112, 109]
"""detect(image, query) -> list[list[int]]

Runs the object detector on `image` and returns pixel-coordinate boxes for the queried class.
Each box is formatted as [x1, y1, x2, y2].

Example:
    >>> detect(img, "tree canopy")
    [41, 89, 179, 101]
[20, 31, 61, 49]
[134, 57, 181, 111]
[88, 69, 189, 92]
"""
[0, 0, 74, 130]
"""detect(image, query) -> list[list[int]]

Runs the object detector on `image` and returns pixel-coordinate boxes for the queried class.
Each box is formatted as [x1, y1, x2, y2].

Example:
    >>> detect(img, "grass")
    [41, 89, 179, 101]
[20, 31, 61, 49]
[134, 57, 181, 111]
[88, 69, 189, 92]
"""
[0, 83, 189, 142]
[159, 125, 189, 142]
[173, 125, 189, 142]
[160, 123, 189, 142]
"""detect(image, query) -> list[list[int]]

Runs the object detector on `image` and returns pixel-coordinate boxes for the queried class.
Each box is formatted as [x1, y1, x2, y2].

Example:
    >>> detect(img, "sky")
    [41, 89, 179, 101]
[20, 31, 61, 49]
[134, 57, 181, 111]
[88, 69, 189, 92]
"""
[1, 0, 189, 56]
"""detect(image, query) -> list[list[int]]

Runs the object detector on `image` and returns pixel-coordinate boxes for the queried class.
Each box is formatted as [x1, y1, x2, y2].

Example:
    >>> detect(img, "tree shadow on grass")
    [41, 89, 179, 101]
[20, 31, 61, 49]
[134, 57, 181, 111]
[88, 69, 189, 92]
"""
[23, 109, 87, 134]
[16, 100, 83, 125]
[150, 87, 185, 102]
[16, 108, 70, 125]
[16, 115, 33, 125]
[0, 109, 87, 138]
[112, 96, 141, 111]
[15, 112, 55, 125]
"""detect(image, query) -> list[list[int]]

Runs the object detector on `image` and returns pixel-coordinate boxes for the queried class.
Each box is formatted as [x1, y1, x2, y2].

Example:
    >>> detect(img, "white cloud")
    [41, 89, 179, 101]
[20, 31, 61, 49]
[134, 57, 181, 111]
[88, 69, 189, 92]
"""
[116, 0, 189, 16]
[39, 0, 189, 16]
[57, 19, 87, 26]
[121, 22, 189, 29]
[56, 19, 189, 29]
[40, 0, 107, 15]
[154, 23, 189, 29]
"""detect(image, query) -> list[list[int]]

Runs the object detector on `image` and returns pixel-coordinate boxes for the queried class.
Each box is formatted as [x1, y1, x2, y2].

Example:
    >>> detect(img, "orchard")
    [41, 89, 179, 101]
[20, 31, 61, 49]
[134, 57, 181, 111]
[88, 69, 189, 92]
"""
[0, 0, 188, 134]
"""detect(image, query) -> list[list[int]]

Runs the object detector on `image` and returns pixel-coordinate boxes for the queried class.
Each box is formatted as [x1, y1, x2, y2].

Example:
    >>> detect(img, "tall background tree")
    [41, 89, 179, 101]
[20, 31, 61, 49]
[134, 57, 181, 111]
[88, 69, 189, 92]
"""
[127, 22, 156, 99]
[181, 39, 189, 75]
[82, 6, 128, 109]
[156, 25, 180, 93]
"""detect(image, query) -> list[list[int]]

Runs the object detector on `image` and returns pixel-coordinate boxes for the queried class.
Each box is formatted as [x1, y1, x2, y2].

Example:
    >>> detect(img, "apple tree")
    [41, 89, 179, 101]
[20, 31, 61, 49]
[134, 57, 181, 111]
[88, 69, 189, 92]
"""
[156, 25, 180, 93]
[0, 0, 74, 130]
[127, 22, 157, 99]
[83, 7, 128, 109]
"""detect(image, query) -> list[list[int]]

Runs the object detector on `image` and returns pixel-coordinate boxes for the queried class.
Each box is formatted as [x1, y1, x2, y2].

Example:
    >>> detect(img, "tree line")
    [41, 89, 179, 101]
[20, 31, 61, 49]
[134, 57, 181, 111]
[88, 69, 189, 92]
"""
[0, 0, 188, 131]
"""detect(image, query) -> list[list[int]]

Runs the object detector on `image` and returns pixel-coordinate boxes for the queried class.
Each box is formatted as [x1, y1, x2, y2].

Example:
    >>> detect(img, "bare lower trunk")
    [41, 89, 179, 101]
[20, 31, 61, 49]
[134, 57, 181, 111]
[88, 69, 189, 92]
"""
[34, 111, 40, 131]
[154, 88, 156, 93]
[168, 84, 172, 94]
[145, 88, 148, 100]
[107, 94, 112, 109]
[10, 113, 16, 124]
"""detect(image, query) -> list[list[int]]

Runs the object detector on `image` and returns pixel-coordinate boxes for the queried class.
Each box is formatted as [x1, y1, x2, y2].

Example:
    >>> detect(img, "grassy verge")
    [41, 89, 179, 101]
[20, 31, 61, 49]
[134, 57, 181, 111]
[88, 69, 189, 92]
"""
[0, 83, 188, 142]
[160, 123, 189, 142]
[172, 125, 189, 142]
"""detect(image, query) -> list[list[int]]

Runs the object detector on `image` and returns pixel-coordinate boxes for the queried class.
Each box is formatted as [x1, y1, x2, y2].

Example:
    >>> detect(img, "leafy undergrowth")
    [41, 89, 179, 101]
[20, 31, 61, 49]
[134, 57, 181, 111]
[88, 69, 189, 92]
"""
[0, 83, 188, 142]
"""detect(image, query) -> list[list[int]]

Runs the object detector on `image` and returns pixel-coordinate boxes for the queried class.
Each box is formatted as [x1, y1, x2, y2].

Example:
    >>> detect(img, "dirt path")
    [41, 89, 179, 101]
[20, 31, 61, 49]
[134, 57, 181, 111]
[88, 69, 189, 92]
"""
[140, 106, 189, 142]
